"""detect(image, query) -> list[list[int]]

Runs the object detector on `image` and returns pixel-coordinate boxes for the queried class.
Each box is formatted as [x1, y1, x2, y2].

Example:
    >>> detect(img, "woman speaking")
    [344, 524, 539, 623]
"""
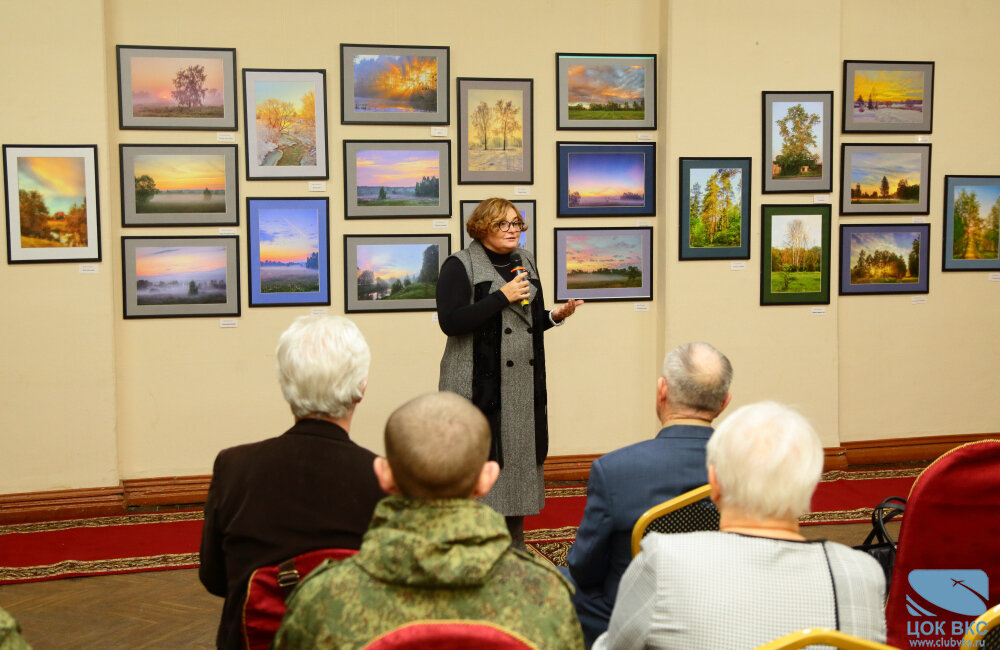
[437, 198, 582, 548]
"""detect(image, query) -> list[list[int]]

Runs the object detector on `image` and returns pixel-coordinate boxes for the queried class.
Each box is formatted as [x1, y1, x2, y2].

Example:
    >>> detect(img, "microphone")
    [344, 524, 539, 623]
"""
[509, 253, 530, 312]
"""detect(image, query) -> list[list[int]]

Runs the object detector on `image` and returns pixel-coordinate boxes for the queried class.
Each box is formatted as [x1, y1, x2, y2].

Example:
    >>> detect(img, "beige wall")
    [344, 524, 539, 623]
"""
[1, 0, 997, 494]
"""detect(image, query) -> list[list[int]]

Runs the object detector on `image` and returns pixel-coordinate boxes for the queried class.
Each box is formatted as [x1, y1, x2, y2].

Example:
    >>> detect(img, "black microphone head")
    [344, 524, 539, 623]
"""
[509, 252, 522, 269]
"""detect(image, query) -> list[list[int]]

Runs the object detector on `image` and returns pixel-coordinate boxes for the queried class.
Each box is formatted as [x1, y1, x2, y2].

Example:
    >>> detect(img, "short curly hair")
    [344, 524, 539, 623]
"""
[465, 197, 529, 240]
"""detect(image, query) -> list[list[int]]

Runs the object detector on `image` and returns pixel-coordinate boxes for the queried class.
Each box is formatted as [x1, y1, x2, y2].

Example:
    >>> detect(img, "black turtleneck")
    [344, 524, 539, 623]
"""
[436, 246, 513, 336]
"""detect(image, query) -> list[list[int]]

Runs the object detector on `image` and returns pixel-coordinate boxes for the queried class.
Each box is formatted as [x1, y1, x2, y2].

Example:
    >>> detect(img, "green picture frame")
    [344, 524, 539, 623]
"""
[760, 204, 831, 306]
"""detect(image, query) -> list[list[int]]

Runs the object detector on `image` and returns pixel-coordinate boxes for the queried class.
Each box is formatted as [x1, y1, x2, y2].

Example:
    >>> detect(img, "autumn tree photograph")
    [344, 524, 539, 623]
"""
[129, 56, 225, 118]
[252, 79, 318, 167]
[15, 156, 89, 248]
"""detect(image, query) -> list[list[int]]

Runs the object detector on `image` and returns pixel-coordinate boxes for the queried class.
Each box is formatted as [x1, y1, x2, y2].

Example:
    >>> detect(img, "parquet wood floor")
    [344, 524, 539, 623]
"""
[0, 521, 893, 648]
[0, 569, 220, 649]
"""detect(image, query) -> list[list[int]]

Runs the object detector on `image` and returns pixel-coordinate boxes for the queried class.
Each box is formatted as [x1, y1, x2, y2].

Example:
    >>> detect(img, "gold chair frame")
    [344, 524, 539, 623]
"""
[630, 484, 715, 558]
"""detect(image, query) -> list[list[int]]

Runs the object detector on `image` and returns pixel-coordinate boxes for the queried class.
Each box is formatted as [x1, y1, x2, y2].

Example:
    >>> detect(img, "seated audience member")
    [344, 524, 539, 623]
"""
[272, 391, 584, 650]
[560, 342, 732, 646]
[199, 315, 385, 650]
[594, 401, 887, 649]
[0, 606, 30, 650]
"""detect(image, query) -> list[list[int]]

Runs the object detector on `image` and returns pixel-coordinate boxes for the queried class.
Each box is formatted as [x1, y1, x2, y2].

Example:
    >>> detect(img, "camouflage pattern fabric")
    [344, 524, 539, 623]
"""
[0, 607, 30, 650]
[272, 496, 583, 649]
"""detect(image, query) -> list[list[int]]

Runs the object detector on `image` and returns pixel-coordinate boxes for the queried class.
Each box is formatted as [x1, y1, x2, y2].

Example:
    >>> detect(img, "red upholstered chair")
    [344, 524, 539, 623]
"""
[363, 621, 539, 650]
[885, 440, 1000, 648]
[242, 547, 357, 650]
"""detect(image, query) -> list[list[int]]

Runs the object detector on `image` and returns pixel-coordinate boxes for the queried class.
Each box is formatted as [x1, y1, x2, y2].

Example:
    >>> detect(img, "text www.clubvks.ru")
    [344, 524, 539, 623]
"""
[909, 639, 985, 648]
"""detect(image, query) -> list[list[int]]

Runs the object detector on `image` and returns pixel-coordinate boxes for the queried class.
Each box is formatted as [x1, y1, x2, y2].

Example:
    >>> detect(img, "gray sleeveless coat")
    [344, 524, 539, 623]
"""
[438, 241, 549, 516]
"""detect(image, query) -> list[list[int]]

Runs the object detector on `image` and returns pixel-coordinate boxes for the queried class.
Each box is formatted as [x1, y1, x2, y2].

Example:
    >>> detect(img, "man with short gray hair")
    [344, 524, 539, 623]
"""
[560, 342, 733, 647]
[199, 315, 385, 650]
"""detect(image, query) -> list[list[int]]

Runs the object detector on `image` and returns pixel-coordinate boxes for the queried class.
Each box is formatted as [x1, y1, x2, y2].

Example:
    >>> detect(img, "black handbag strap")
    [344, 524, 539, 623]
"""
[821, 541, 840, 631]
[862, 496, 906, 547]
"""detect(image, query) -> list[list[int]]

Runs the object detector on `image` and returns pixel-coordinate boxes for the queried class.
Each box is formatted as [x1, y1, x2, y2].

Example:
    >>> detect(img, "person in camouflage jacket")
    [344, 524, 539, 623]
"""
[272, 392, 583, 650]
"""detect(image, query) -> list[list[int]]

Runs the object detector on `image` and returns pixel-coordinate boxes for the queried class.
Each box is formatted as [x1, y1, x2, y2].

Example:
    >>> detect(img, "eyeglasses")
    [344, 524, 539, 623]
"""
[493, 220, 525, 232]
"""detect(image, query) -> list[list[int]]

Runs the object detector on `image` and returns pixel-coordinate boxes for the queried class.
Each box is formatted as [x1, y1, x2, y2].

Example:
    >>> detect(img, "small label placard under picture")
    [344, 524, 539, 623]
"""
[730, 261, 746, 271]
[911, 296, 927, 304]
[216, 133, 236, 143]
[433, 220, 449, 229]
[309, 307, 329, 316]
[514, 187, 530, 196]
[79, 264, 98, 274]
[430, 126, 448, 137]
[219, 319, 238, 328]
[633, 303, 649, 312]
[813, 195, 831, 204]
[218, 227, 237, 235]
[811, 307, 827, 316]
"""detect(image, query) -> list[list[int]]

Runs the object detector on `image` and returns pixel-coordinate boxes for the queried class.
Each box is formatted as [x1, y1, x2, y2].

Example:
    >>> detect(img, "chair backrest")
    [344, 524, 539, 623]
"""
[630, 484, 718, 557]
[962, 603, 1000, 650]
[242, 547, 357, 650]
[885, 440, 1000, 648]
[754, 628, 898, 649]
[363, 620, 539, 650]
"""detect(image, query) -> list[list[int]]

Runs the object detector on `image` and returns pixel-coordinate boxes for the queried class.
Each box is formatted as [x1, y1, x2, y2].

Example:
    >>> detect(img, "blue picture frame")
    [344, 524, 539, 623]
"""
[557, 142, 656, 217]
[942, 175, 1000, 272]
[679, 157, 751, 260]
[246, 197, 330, 307]
[839, 223, 930, 295]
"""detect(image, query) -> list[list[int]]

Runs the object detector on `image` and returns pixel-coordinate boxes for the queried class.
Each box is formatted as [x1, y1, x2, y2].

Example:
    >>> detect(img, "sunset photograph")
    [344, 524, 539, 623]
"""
[251, 78, 317, 167]
[567, 151, 646, 208]
[257, 206, 320, 294]
[352, 54, 438, 113]
[134, 245, 228, 305]
[565, 231, 644, 289]
[355, 149, 440, 206]
[132, 153, 226, 213]
[356, 242, 439, 301]
[849, 152, 922, 204]
[567, 62, 647, 120]
[851, 69, 925, 124]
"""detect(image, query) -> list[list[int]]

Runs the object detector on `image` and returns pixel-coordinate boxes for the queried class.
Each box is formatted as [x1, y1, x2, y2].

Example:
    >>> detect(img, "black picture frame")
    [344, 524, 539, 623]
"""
[456, 77, 534, 184]
[840, 143, 932, 216]
[119, 144, 239, 227]
[340, 43, 449, 125]
[246, 197, 330, 307]
[839, 223, 930, 295]
[553, 226, 653, 302]
[556, 142, 656, 217]
[344, 234, 451, 313]
[679, 157, 751, 260]
[242, 68, 329, 180]
[116, 45, 237, 131]
[941, 175, 1000, 271]
[762, 91, 834, 194]
[555, 53, 657, 130]
[121, 235, 240, 318]
[4, 144, 102, 263]
[842, 60, 935, 134]
[760, 204, 832, 306]
[342, 140, 451, 219]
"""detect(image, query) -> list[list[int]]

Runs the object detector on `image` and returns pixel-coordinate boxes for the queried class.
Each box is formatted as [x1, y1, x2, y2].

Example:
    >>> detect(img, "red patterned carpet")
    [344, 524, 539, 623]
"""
[0, 467, 920, 584]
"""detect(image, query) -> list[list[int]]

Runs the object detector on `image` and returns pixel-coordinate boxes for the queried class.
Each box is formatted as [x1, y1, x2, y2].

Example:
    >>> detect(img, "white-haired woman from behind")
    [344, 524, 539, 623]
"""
[199, 315, 386, 650]
[594, 401, 887, 650]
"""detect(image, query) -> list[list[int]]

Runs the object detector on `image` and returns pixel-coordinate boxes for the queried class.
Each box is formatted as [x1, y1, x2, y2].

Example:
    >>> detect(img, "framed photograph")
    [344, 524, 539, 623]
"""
[344, 234, 450, 313]
[679, 157, 751, 260]
[120, 144, 238, 226]
[121, 236, 239, 319]
[343, 140, 451, 219]
[4, 145, 101, 263]
[840, 143, 931, 215]
[942, 175, 1000, 271]
[456, 77, 533, 184]
[760, 204, 831, 306]
[555, 53, 656, 130]
[116, 45, 237, 130]
[247, 197, 329, 307]
[557, 142, 655, 217]
[460, 200, 536, 257]
[243, 69, 328, 180]
[762, 91, 833, 193]
[842, 60, 934, 133]
[840, 223, 930, 295]
[340, 44, 449, 125]
[553, 227, 653, 302]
